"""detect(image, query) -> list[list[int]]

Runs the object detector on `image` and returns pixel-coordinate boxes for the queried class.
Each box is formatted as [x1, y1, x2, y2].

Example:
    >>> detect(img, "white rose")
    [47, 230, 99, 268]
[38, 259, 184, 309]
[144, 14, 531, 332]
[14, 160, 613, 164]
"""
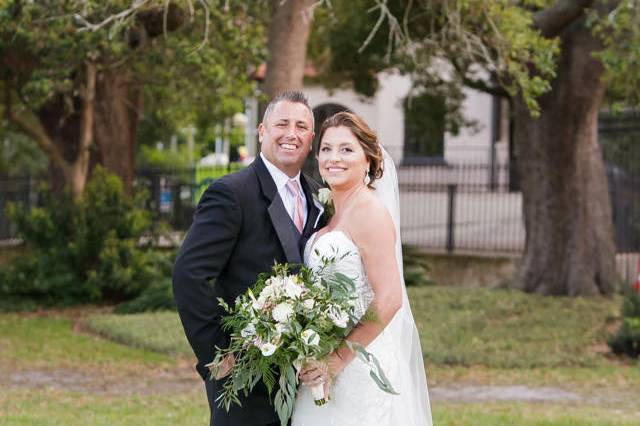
[327, 307, 349, 328]
[301, 329, 320, 346]
[260, 284, 276, 301]
[318, 188, 332, 205]
[260, 342, 277, 356]
[284, 276, 304, 299]
[269, 276, 285, 289]
[272, 302, 294, 323]
[275, 322, 289, 335]
[240, 323, 256, 338]
[252, 299, 264, 310]
[303, 299, 315, 310]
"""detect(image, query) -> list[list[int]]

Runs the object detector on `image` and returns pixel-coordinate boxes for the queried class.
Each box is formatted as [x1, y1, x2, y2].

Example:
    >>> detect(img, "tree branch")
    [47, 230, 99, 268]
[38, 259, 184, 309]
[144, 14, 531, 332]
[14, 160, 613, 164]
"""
[450, 59, 510, 98]
[533, 0, 594, 38]
[461, 75, 510, 98]
[3, 82, 69, 173]
[75, 0, 152, 33]
[78, 62, 96, 159]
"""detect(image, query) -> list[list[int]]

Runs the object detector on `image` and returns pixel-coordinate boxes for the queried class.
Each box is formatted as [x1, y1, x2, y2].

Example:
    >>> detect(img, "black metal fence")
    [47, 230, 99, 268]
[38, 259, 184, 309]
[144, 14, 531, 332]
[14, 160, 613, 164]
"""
[600, 112, 640, 254]
[1, 159, 638, 255]
[397, 163, 524, 254]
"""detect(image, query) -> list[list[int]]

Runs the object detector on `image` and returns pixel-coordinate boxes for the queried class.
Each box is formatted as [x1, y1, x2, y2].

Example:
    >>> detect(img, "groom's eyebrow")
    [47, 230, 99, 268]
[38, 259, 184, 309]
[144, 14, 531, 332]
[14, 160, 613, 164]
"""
[274, 118, 308, 126]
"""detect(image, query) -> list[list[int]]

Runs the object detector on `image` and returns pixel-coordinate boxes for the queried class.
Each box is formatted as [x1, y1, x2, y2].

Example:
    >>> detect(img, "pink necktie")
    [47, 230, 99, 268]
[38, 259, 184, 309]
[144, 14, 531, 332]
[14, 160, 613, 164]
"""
[286, 179, 305, 233]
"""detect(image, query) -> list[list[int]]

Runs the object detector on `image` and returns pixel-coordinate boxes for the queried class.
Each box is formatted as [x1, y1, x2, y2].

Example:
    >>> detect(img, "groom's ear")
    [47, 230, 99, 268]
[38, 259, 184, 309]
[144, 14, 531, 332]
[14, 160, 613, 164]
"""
[257, 123, 265, 143]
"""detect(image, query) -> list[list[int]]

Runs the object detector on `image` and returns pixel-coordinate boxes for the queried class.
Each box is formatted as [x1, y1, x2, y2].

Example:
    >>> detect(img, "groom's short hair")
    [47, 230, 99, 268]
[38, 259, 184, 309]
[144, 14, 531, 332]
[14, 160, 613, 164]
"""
[262, 90, 315, 130]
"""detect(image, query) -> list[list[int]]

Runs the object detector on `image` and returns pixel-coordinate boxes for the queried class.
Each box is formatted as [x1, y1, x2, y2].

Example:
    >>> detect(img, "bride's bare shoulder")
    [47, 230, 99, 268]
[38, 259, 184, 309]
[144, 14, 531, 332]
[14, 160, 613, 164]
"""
[346, 193, 395, 245]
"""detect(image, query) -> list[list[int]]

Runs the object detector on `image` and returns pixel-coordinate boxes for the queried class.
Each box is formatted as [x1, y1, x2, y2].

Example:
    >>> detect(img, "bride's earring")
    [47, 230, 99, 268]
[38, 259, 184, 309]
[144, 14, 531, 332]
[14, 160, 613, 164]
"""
[363, 170, 371, 186]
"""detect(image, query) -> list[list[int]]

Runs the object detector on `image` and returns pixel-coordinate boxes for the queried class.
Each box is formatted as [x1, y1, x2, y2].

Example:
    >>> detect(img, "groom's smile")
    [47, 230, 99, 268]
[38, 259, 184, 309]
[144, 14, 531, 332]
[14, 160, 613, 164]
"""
[259, 100, 315, 178]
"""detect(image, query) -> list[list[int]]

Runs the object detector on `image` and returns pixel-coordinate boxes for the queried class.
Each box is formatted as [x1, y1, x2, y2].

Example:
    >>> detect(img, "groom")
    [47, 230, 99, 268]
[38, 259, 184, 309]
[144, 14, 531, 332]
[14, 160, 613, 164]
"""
[172, 91, 323, 426]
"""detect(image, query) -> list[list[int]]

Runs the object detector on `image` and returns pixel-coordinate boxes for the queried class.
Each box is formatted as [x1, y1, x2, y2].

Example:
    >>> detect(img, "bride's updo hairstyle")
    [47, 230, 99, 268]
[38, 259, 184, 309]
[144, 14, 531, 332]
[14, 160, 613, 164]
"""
[318, 111, 384, 189]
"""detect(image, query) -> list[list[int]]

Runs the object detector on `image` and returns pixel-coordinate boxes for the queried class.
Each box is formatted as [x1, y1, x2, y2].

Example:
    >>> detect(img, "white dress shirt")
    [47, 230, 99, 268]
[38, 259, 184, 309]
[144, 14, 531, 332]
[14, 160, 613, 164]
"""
[260, 153, 308, 226]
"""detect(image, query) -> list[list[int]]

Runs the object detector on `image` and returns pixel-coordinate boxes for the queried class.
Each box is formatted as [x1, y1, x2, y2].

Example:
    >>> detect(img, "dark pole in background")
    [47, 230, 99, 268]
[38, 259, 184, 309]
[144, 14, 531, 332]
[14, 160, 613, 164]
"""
[489, 96, 501, 191]
[446, 184, 457, 253]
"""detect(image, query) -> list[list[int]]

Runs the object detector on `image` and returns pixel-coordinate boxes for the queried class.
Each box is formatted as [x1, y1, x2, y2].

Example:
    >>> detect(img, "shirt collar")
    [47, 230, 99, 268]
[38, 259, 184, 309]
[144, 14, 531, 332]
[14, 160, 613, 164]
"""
[260, 153, 301, 192]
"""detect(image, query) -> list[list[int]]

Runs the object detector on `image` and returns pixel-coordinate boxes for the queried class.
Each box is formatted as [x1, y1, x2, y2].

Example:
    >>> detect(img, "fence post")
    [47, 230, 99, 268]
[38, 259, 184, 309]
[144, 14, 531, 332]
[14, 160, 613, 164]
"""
[446, 184, 457, 253]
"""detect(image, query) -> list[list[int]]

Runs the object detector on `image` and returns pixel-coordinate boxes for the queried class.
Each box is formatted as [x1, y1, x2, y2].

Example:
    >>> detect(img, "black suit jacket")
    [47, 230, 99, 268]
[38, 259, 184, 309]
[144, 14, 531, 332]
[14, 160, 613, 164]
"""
[172, 156, 322, 426]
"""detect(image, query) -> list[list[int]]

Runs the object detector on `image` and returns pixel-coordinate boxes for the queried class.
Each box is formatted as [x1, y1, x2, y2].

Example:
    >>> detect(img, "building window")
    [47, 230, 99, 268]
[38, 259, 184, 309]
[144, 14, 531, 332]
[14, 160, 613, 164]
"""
[403, 94, 446, 165]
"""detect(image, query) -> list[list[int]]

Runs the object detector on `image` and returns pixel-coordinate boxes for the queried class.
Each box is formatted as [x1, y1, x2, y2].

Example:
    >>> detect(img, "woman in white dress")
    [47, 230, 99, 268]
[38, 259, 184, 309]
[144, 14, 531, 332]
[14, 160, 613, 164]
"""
[292, 112, 432, 426]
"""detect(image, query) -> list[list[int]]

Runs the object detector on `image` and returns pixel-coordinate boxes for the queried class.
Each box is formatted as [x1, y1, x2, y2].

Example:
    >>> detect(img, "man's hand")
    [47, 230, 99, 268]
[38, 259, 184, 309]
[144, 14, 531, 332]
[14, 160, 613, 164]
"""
[210, 354, 236, 380]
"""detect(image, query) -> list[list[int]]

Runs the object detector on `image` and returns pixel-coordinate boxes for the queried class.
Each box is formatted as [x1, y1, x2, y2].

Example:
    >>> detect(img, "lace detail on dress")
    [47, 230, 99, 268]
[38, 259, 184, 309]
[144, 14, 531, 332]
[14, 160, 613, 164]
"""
[292, 231, 397, 426]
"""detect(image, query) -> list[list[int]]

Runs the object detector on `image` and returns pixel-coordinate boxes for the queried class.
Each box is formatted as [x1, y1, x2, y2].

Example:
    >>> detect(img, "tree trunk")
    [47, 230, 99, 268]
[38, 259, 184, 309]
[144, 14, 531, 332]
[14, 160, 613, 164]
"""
[37, 62, 96, 198]
[263, 0, 315, 98]
[514, 18, 617, 296]
[92, 68, 141, 193]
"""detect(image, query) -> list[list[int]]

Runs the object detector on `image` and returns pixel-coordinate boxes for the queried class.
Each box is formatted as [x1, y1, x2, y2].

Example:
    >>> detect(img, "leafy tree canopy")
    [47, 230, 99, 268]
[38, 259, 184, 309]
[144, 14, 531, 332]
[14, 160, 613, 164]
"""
[309, 0, 640, 116]
[1, 0, 266, 145]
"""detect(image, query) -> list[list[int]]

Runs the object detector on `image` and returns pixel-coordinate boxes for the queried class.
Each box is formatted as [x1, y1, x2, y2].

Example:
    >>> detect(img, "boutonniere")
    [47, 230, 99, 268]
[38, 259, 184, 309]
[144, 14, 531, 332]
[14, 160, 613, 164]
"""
[314, 187, 334, 220]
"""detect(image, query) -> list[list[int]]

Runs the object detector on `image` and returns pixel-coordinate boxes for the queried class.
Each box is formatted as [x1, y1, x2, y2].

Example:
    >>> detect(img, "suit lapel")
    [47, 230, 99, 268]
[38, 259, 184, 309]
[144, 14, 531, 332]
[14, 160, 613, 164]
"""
[300, 174, 321, 238]
[253, 156, 302, 264]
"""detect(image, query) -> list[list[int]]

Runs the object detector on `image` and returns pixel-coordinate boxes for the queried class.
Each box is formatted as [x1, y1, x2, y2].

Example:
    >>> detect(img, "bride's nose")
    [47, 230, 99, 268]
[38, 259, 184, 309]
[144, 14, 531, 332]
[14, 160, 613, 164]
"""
[328, 149, 341, 163]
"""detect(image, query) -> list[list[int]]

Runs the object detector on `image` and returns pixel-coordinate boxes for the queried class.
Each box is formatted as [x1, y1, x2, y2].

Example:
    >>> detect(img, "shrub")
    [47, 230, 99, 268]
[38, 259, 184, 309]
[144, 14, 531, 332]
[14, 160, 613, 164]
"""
[0, 167, 170, 305]
[114, 278, 176, 314]
[402, 245, 435, 286]
[609, 289, 640, 358]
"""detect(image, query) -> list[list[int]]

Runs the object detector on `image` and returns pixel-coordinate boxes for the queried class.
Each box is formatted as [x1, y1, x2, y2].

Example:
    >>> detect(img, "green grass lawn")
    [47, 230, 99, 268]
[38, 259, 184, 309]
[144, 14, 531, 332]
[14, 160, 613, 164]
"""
[83, 286, 623, 368]
[0, 312, 173, 370]
[2, 389, 638, 426]
[1, 286, 639, 425]
[409, 286, 621, 368]
[84, 311, 191, 356]
[0, 389, 209, 426]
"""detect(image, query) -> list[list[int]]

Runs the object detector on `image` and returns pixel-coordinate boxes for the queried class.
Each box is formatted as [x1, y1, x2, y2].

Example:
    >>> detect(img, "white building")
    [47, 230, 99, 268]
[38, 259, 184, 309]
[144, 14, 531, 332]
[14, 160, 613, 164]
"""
[305, 70, 510, 167]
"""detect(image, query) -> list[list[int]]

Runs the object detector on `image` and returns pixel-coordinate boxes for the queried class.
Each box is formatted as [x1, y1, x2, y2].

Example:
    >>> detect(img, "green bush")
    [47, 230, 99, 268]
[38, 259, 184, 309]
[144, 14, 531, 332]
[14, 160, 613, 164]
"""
[609, 289, 640, 358]
[403, 245, 435, 286]
[114, 277, 176, 314]
[0, 167, 170, 305]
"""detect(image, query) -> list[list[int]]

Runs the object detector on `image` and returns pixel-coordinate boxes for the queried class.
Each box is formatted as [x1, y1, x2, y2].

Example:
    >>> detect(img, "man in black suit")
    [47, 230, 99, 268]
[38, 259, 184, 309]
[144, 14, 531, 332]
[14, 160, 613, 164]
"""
[172, 91, 323, 426]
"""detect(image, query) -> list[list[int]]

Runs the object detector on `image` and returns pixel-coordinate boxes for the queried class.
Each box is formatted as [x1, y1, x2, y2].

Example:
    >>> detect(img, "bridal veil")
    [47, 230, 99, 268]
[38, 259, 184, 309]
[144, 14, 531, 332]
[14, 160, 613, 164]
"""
[374, 147, 433, 425]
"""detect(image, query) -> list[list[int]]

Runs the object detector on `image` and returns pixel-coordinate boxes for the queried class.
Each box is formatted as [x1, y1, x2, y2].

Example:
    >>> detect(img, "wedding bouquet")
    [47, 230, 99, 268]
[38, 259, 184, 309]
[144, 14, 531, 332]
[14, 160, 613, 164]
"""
[207, 254, 396, 426]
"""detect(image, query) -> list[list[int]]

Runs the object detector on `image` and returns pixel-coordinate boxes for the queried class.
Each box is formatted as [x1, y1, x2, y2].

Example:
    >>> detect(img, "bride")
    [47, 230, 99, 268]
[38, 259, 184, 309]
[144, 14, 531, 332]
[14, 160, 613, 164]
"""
[292, 112, 432, 426]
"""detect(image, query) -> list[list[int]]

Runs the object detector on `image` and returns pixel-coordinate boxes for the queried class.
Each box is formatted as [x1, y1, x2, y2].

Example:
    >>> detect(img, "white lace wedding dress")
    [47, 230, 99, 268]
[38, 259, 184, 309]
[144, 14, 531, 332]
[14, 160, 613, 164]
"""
[291, 148, 432, 426]
[292, 230, 397, 426]
[292, 229, 432, 426]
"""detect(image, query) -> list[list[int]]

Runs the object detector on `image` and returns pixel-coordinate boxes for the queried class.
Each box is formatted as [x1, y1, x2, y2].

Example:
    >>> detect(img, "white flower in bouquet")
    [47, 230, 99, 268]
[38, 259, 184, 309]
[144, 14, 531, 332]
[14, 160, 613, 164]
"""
[260, 342, 278, 356]
[302, 299, 315, 310]
[275, 322, 289, 336]
[262, 283, 279, 300]
[300, 329, 320, 346]
[272, 302, 294, 323]
[253, 282, 282, 310]
[267, 276, 285, 291]
[284, 276, 305, 299]
[252, 298, 264, 310]
[240, 323, 257, 338]
[327, 306, 349, 328]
